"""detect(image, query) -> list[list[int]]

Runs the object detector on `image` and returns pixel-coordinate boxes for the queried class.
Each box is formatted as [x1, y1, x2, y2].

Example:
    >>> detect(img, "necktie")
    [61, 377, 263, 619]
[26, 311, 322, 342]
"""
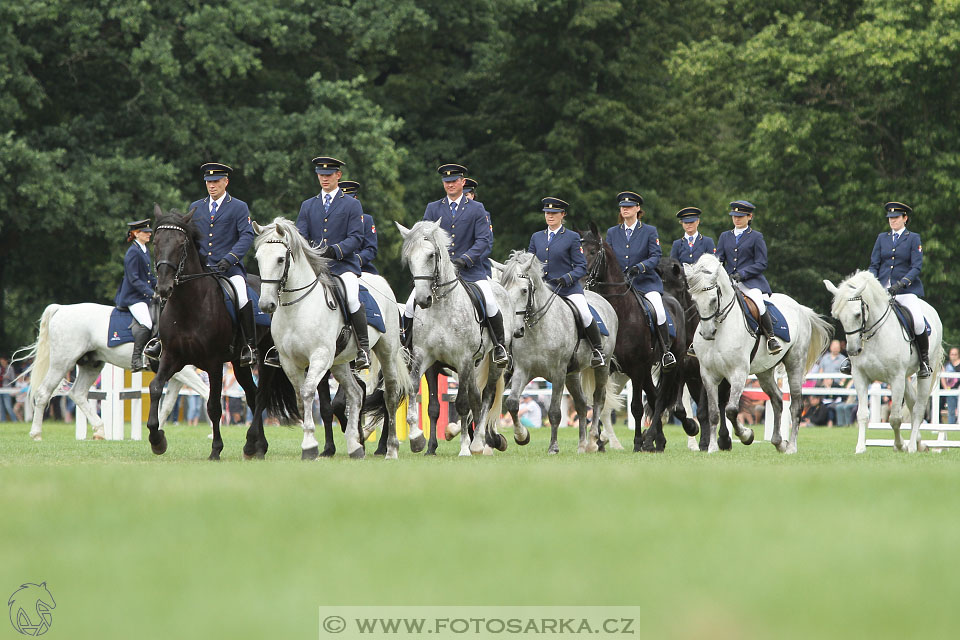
[450, 201, 458, 216]
[548, 231, 555, 244]
[893, 233, 900, 244]
[688, 236, 695, 248]
[625, 228, 632, 240]
[210, 201, 218, 219]
[324, 193, 331, 212]
[735, 232, 741, 244]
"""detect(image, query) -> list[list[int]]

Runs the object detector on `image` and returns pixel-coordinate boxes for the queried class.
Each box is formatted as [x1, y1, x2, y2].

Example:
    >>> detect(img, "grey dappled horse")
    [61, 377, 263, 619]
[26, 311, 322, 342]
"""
[500, 251, 621, 454]
[825, 272, 943, 453]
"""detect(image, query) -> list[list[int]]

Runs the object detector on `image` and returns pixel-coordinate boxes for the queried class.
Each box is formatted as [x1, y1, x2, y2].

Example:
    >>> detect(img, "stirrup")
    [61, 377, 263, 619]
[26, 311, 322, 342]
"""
[354, 350, 371, 371]
[492, 344, 509, 366]
[839, 358, 851, 376]
[590, 348, 605, 368]
[263, 346, 281, 368]
[661, 351, 677, 370]
[766, 337, 783, 355]
[143, 337, 162, 361]
[238, 344, 257, 367]
[686, 344, 696, 358]
[918, 361, 932, 379]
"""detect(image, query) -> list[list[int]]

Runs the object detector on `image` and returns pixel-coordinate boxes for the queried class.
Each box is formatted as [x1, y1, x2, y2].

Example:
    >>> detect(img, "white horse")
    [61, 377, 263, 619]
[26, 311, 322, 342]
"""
[14, 303, 209, 441]
[500, 251, 621, 454]
[397, 220, 510, 456]
[824, 272, 943, 453]
[684, 254, 832, 454]
[253, 218, 411, 459]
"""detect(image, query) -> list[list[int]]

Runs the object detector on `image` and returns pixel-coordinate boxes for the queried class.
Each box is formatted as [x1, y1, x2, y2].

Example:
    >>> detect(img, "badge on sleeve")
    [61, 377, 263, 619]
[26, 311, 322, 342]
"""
[371, 224, 376, 233]
[655, 238, 660, 245]
[918, 244, 923, 253]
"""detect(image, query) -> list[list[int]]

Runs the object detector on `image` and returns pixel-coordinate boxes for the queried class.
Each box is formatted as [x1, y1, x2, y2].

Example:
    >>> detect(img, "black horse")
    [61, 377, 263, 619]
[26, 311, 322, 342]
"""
[655, 256, 733, 451]
[147, 205, 299, 459]
[580, 224, 688, 452]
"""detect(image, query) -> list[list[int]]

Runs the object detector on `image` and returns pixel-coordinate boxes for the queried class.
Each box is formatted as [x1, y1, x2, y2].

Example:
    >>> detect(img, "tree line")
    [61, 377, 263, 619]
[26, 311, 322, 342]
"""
[2, 0, 958, 353]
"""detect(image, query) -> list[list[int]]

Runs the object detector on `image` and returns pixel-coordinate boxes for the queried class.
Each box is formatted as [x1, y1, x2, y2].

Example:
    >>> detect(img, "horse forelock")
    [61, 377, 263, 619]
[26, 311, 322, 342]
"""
[831, 270, 885, 317]
[256, 216, 334, 286]
[500, 250, 544, 291]
[401, 221, 451, 266]
[686, 254, 721, 291]
[155, 208, 200, 247]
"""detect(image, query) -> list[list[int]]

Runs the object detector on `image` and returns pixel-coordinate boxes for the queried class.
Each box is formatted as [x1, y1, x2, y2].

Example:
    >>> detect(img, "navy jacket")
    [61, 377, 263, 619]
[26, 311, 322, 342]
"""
[115, 242, 156, 308]
[422, 196, 492, 282]
[357, 212, 379, 275]
[869, 228, 924, 296]
[670, 234, 716, 265]
[528, 226, 586, 296]
[716, 227, 772, 294]
[296, 189, 363, 276]
[189, 194, 254, 277]
[606, 223, 663, 294]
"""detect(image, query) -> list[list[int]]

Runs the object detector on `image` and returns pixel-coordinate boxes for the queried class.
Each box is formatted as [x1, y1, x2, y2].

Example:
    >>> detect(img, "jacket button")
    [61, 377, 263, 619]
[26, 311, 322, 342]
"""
[209, 243, 212, 246]
[209, 233, 213, 237]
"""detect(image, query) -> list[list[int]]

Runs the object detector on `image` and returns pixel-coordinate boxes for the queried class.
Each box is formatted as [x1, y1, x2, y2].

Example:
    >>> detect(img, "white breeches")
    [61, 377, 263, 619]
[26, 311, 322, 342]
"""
[228, 274, 249, 308]
[339, 271, 361, 313]
[405, 278, 499, 317]
[740, 286, 767, 315]
[643, 291, 666, 325]
[894, 293, 925, 334]
[129, 302, 152, 330]
[564, 293, 594, 327]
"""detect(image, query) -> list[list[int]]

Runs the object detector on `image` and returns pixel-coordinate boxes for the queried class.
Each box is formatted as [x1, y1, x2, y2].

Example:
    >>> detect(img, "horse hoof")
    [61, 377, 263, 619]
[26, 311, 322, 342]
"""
[514, 429, 530, 446]
[150, 431, 168, 455]
[409, 433, 426, 453]
[741, 430, 755, 446]
[320, 446, 336, 458]
[92, 433, 105, 441]
[302, 447, 319, 461]
[445, 422, 461, 441]
[483, 445, 494, 455]
[208, 452, 221, 461]
[373, 447, 386, 456]
[547, 445, 559, 455]
[718, 438, 733, 451]
[494, 433, 508, 452]
[424, 448, 437, 456]
[349, 447, 366, 459]
[243, 453, 254, 461]
[385, 449, 398, 460]
[30, 433, 42, 442]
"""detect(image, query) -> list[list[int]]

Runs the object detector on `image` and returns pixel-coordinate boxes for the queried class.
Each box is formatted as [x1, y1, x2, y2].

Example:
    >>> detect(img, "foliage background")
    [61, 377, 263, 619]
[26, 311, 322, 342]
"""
[3, 0, 959, 352]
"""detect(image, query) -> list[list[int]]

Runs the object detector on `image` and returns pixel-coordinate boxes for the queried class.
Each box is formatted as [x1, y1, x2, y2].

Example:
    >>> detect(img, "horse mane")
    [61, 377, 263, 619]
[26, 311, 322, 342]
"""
[684, 253, 723, 291]
[831, 270, 887, 316]
[500, 250, 545, 291]
[400, 220, 451, 266]
[254, 217, 335, 287]
[156, 207, 202, 248]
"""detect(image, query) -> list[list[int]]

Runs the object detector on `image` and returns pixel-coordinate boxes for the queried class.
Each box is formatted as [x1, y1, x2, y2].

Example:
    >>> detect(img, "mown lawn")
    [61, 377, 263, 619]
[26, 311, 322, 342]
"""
[1, 420, 958, 640]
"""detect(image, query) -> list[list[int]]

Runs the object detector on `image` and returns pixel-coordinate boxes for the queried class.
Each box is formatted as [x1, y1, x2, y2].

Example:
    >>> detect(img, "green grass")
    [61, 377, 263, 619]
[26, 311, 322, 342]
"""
[2, 420, 959, 640]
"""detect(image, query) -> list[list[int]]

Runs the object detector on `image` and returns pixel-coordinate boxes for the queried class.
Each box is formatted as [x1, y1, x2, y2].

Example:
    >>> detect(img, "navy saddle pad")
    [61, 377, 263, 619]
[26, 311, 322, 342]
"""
[461, 280, 489, 323]
[108, 309, 135, 347]
[636, 292, 676, 339]
[892, 303, 931, 336]
[738, 295, 791, 342]
[223, 284, 273, 327]
[588, 304, 610, 336]
[332, 283, 386, 333]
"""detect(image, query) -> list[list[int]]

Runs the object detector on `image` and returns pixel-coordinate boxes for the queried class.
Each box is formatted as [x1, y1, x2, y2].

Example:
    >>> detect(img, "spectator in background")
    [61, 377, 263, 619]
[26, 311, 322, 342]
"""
[1, 354, 17, 422]
[738, 379, 767, 425]
[813, 340, 846, 400]
[800, 395, 834, 427]
[518, 394, 543, 429]
[185, 367, 209, 426]
[942, 347, 960, 424]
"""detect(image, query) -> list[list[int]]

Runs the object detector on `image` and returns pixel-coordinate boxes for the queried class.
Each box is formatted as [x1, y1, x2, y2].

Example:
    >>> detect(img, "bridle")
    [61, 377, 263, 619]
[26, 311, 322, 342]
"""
[583, 238, 631, 297]
[411, 239, 460, 300]
[516, 273, 559, 329]
[154, 224, 218, 287]
[259, 238, 334, 308]
[695, 281, 736, 324]
[842, 295, 892, 353]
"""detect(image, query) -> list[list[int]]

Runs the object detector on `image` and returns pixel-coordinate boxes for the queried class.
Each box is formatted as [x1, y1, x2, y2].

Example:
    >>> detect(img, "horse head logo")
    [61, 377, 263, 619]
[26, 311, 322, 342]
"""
[8, 582, 56, 636]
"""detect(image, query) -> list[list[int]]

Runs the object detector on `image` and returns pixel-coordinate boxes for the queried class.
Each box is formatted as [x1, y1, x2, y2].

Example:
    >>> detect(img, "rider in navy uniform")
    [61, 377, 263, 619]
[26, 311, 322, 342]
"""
[669, 207, 716, 264]
[115, 219, 157, 371]
[715, 200, 782, 355]
[606, 191, 676, 370]
[840, 201, 930, 377]
[143, 162, 258, 366]
[401, 163, 508, 366]
[291, 157, 370, 369]
[340, 180, 379, 276]
[463, 177, 496, 279]
[528, 197, 604, 367]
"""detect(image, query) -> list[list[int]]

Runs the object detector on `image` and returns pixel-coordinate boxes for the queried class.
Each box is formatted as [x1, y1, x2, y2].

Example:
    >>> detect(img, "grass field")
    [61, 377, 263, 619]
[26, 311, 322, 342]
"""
[2, 419, 959, 640]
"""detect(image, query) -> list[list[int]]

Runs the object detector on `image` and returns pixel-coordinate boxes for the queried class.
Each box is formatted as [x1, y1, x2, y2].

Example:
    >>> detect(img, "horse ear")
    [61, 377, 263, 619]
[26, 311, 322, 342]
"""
[252, 221, 263, 235]
[490, 258, 505, 272]
[395, 221, 410, 238]
[823, 280, 839, 295]
[672, 262, 682, 278]
[184, 206, 197, 224]
[153, 203, 163, 219]
[275, 223, 285, 238]
[589, 220, 599, 237]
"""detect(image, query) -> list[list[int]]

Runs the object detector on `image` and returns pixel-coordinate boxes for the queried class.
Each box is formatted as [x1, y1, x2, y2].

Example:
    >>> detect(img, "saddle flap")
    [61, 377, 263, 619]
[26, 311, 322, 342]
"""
[461, 280, 488, 322]
[892, 300, 932, 336]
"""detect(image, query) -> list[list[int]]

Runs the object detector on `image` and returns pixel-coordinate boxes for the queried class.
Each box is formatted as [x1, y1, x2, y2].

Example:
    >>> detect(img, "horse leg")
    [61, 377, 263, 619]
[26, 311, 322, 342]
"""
[757, 370, 790, 451]
[27, 359, 73, 441]
[853, 372, 871, 454]
[601, 373, 627, 450]
[298, 354, 332, 460]
[230, 363, 261, 459]
[452, 384, 473, 457]
[888, 377, 907, 452]
[468, 362, 495, 456]
[589, 367, 610, 453]
[68, 364, 106, 440]
[204, 371, 226, 461]
[146, 354, 182, 455]
[717, 380, 733, 451]
[545, 375, 564, 455]
[566, 373, 592, 453]
[331, 363, 365, 459]
[405, 356, 430, 453]
[315, 372, 337, 457]
[504, 367, 530, 447]
[241, 364, 271, 460]
[782, 358, 806, 455]
[700, 372, 723, 453]
[905, 376, 928, 453]
[373, 344, 402, 460]
[723, 372, 749, 452]
[422, 366, 440, 455]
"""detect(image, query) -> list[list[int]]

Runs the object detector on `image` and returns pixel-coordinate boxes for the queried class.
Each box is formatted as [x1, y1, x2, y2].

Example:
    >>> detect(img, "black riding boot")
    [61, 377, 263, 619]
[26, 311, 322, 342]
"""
[584, 319, 605, 368]
[143, 331, 162, 361]
[840, 357, 852, 375]
[487, 311, 510, 366]
[350, 306, 371, 370]
[915, 330, 932, 378]
[759, 311, 782, 355]
[656, 322, 677, 370]
[238, 302, 259, 367]
[130, 322, 151, 372]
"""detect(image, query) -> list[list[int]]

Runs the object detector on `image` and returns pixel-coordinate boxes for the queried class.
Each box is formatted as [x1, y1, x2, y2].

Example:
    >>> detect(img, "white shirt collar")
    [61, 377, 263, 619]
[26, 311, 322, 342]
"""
[623, 220, 639, 233]
[733, 227, 747, 237]
[135, 239, 148, 252]
[210, 193, 227, 210]
[322, 187, 340, 200]
[685, 233, 698, 243]
[447, 194, 464, 208]
[547, 225, 563, 235]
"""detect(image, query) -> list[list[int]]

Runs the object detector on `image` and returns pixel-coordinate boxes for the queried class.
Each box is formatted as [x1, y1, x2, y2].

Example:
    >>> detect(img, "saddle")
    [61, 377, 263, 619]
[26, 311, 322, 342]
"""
[557, 298, 610, 339]
[630, 290, 676, 341]
[891, 301, 931, 337]
[460, 280, 489, 323]
[731, 284, 792, 343]
[328, 276, 387, 356]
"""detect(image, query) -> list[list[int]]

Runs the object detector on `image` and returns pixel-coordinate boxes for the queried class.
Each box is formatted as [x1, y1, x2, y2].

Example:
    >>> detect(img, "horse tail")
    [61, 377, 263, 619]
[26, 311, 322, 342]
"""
[259, 361, 302, 424]
[802, 308, 834, 374]
[18, 304, 60, 405]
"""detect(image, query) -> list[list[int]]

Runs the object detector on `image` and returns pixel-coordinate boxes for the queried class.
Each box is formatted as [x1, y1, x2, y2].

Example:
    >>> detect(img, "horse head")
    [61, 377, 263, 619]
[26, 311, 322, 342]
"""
[500, 250, 544, 338]
[253, 217, 331, 314]
[153, 204, 199, 301]
[579, 223, 623, 292]
[397, 220, 452, 309]
[657, 256, 688, 303]
[683, 254, 726, 340]
[824, 271, 877, 356]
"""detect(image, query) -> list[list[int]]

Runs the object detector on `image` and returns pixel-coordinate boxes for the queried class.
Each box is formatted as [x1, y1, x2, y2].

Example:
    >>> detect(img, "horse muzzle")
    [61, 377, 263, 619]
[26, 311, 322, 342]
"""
[513, 327, 525, 339]
[259, 300, 277, 314]
[416, 295, 433, 309]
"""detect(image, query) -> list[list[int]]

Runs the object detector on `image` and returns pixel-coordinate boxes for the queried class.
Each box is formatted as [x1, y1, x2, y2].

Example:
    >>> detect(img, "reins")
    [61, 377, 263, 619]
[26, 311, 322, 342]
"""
[154, 224, 222, 286]
[260, 238, 336, 309]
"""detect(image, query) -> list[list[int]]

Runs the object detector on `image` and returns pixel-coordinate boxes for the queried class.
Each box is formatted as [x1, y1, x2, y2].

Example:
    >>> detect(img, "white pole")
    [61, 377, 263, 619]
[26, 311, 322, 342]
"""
[626, 379, 635, 431]
[130, 370, 143, 441]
